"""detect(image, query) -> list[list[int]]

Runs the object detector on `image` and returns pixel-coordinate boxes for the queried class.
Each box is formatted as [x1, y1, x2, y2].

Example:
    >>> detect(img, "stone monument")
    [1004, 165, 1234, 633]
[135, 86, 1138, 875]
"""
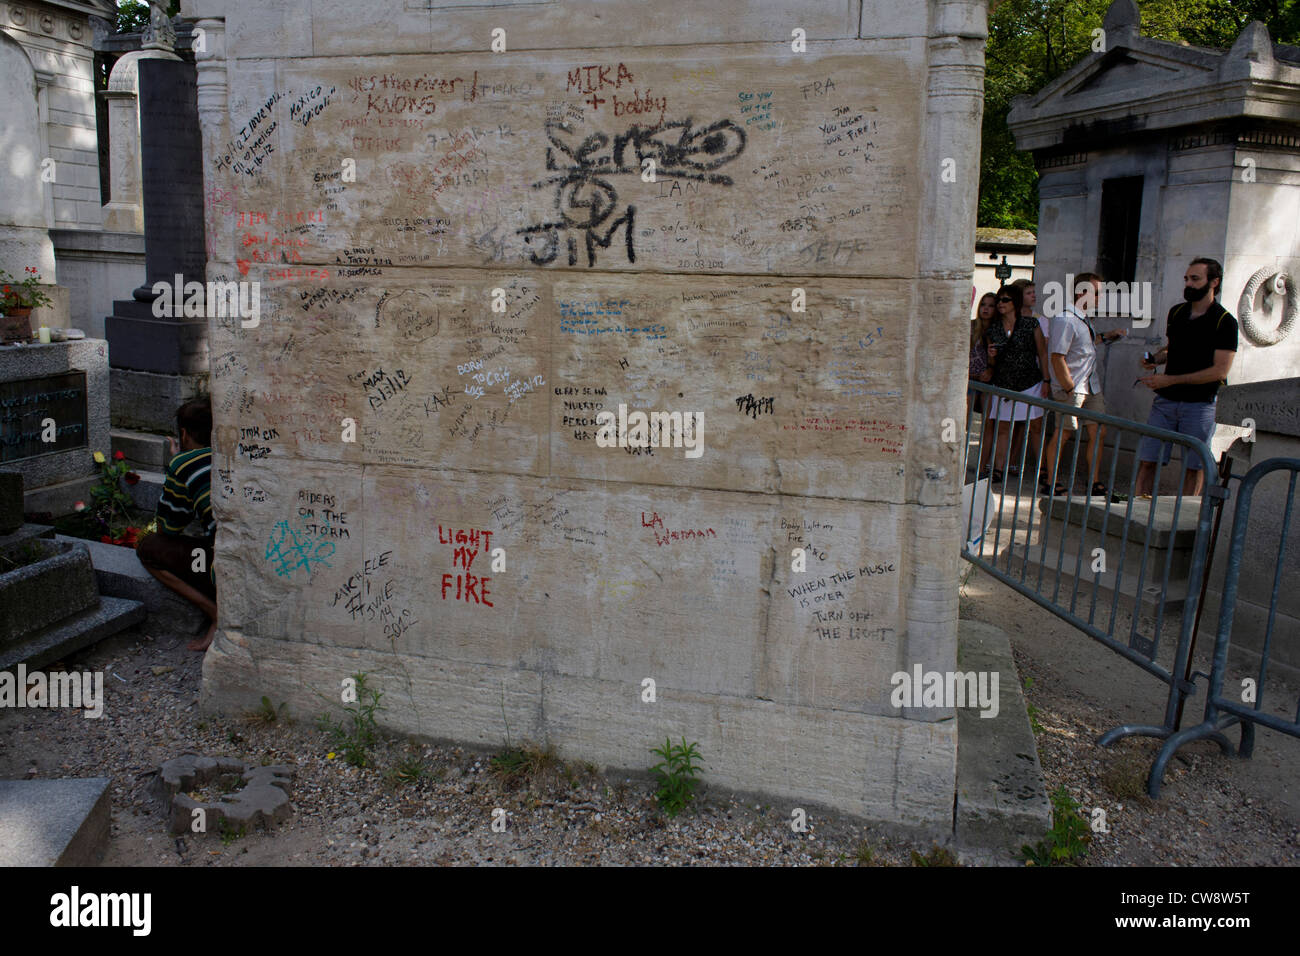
[103, 13, 209, 433]
[1009, 0, 1300, 466]
[191, 0, 987, 831]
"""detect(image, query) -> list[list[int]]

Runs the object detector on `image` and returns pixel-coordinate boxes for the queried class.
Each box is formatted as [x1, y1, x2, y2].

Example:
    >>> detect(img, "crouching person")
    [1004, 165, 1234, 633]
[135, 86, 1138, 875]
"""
[136, 397, 217, 651]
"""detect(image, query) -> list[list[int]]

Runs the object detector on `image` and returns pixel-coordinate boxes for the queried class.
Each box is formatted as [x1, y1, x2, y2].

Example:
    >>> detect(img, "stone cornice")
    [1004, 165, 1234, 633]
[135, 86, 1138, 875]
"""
[1008, 20, 1300, 152]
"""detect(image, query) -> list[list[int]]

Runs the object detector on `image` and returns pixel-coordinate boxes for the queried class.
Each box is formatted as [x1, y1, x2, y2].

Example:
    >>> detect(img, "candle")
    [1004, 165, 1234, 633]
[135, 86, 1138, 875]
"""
[37, 326, 51, 344]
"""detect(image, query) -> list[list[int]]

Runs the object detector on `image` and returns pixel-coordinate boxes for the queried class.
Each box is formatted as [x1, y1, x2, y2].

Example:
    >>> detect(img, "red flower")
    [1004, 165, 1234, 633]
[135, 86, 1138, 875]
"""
[100, 535, 113, 543]
[113, 450, 125, 461]
[124, 471, 140, 485]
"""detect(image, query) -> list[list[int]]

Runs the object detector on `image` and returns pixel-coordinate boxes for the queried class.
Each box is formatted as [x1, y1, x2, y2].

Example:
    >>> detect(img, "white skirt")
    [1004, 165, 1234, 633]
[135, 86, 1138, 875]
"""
[989, 381, 1045, 422]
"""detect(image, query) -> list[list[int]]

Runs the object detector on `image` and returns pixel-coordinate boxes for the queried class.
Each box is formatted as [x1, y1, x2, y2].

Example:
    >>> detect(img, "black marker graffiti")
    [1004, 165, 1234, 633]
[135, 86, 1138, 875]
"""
[736, 394, 775, 419]
[518, 118, 746, 268]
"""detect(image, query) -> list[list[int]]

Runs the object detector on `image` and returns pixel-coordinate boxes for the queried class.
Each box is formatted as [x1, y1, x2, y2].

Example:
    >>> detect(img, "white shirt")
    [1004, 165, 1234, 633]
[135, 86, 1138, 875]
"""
[1047, 303, 1102, 394]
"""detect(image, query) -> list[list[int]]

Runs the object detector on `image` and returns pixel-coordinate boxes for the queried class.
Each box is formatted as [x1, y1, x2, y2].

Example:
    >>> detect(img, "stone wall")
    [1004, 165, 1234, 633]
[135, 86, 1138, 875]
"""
[1, 2, 107, 232]
[190, 0, 987, 830]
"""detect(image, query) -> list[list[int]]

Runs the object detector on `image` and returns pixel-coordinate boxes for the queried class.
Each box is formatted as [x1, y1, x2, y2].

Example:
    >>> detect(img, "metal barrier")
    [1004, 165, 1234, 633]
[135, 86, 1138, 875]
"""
[962, 381, 1220, 749]
[1146, 457, 1300, 797]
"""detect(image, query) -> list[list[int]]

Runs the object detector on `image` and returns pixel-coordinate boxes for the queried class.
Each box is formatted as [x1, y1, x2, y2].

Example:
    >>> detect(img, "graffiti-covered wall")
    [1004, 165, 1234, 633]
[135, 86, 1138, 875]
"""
[190, 0, 987, 830]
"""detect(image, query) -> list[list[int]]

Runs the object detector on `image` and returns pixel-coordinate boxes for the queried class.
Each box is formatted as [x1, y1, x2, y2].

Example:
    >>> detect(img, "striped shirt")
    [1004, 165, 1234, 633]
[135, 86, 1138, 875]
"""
[156, 447, 214, 537]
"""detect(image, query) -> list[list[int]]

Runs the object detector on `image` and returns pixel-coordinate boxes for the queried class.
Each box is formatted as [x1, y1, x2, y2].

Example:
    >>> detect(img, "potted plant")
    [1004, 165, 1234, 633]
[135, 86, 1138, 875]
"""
[0, 267, 54, 343]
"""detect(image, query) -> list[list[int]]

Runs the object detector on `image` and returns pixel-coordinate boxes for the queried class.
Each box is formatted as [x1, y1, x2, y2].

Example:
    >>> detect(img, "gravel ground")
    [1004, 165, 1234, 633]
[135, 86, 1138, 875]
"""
[2, 589, 1295, 866]
[963, 565, 1299, 867]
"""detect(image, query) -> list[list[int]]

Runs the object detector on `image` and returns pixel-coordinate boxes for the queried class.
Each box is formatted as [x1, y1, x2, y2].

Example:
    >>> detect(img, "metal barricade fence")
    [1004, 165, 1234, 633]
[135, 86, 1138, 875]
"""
[962, 381, 1219, 748]
[1147, 458, 1300, 797]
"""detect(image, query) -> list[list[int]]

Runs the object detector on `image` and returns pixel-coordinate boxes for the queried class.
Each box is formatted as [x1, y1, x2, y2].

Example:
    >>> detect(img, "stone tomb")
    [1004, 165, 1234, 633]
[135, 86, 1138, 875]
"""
[0, 339, 110, 516]
[193, 1, 986, 831]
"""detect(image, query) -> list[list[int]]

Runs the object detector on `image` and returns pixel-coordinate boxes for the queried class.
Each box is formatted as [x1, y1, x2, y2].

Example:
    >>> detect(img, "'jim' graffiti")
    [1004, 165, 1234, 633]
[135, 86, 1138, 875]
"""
[518, 118, 746, 268]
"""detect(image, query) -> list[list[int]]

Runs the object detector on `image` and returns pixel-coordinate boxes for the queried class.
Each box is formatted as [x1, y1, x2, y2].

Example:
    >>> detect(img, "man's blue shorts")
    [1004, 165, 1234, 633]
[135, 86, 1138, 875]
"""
[1137, 396, 1216, 472]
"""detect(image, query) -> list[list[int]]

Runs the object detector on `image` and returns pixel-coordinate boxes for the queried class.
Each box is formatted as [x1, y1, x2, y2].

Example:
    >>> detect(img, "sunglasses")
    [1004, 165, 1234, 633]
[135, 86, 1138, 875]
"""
[997, 296, 1013, 303]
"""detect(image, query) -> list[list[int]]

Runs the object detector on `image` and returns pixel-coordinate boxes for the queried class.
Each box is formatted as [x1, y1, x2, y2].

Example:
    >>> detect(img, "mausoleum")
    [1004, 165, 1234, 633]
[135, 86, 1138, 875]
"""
[188, 0, 988, 831]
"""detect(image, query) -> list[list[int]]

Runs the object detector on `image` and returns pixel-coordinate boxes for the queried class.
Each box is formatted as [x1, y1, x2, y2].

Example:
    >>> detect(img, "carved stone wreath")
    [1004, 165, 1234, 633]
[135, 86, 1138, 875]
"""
[1237, 266, 1300, 347]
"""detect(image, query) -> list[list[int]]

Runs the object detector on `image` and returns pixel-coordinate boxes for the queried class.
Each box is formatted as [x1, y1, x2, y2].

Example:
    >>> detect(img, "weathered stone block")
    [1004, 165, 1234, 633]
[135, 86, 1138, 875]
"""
[190, 0, 987, 827]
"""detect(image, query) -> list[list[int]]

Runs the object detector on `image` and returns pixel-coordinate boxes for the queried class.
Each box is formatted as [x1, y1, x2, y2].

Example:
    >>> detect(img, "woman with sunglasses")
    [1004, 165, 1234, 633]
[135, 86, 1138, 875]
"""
[982, 284, 1051, 484]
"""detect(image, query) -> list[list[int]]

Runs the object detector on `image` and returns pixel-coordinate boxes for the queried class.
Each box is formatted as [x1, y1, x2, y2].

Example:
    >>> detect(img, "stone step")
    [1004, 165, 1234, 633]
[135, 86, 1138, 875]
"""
[954, 618, 1051, 859]
[999, 538, 1190, 622]
[56, 534, 206, 635]
[0, 595, 146, 670]
[111, 427, 172, 471]
[1030, 495, 1195, 580]
[1038, 493, 1203, 550]
[0, 778, 112, 866]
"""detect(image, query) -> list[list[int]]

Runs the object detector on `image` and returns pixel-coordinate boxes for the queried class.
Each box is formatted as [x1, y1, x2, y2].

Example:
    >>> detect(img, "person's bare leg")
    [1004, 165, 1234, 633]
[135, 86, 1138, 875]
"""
[1137, 461, 1156, 496]
[978, 404, 998, 471]
[1049, 427, 1074, 488]
[1039, 418, 1057, 476]
[1084, 424, 1102, 486]
[993, 416, 1011, 474]
[1023, 417, 1043, 482]
[1183, 468, 1204, 497]
[143, 565, 218, 650]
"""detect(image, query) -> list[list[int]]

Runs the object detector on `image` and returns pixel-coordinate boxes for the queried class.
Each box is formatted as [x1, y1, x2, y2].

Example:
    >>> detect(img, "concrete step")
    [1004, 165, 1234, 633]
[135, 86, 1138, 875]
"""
[111, 427, 171, 471]
[1033, 495, 1195, 580]
[1039, 494, 1203, 550]
[56, 534, 205, 635]
[954, 618, 1051, 860]
[0, 595, 146, 670]
[0, 778, 111, 866]
[1000, 539, 1190, 634]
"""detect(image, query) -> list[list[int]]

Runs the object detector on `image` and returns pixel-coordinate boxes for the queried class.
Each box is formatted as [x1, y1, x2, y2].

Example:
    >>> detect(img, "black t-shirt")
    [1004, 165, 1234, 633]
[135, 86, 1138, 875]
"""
[1157, 300, 1238, 403]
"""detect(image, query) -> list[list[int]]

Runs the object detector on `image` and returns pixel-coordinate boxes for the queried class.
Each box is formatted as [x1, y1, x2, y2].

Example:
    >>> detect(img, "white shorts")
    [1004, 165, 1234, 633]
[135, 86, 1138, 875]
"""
[990, 382, 1045, 422]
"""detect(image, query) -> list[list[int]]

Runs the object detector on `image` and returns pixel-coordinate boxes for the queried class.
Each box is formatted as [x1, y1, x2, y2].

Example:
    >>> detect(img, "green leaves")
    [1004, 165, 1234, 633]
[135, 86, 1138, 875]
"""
[1020, 785, 1091, 866]
[318, 671, 383, 768]
[649, 737, 703, 817]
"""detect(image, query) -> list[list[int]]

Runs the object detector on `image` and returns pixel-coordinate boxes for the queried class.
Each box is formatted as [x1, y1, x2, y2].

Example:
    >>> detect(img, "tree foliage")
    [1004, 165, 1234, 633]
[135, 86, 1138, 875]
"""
[979, 1, 1300, 229]
[114, 0, 181, 35]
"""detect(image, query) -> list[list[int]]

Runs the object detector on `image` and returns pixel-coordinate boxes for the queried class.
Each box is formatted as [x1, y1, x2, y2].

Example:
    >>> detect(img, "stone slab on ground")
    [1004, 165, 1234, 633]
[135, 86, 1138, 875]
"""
[0, 777, 111, 866]
[56, 535, 205, 634]
[0, 595, 146, 670]
[954, 618, 1052, 859]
